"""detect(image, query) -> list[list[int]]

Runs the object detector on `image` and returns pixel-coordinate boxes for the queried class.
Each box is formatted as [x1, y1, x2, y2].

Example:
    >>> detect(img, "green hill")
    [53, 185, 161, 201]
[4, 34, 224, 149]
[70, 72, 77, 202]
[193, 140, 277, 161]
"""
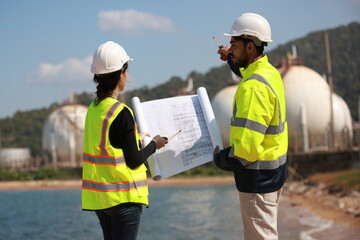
[1, 22, 359, 158]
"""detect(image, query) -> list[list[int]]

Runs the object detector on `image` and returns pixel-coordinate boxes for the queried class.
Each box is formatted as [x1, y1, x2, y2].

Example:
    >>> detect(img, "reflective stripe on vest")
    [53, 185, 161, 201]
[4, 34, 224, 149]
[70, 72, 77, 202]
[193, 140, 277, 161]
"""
[99, 101, 121, 156]
[82, 179, 148, 192]
[230, 146, 287, 170]
[231, 74, 286, 135]
[83, 153, 125, 165]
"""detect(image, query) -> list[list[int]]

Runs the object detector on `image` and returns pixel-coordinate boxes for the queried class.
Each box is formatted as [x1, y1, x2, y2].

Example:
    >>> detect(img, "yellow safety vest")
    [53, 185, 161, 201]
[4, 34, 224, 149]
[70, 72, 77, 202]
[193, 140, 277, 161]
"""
[229, 55, 288, 193]
[82, 97, 148, 210]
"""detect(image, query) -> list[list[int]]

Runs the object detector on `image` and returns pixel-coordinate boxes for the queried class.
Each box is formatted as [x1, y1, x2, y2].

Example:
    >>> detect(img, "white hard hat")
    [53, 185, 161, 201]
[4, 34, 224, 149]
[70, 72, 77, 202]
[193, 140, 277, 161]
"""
[91, 41, 133, 74]
[224, 13, 272, 45]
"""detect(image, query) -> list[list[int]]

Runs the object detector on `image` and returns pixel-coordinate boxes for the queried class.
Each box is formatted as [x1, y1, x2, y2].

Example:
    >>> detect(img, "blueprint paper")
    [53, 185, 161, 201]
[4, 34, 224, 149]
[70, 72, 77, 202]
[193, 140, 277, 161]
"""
[132, 87, 223, 180]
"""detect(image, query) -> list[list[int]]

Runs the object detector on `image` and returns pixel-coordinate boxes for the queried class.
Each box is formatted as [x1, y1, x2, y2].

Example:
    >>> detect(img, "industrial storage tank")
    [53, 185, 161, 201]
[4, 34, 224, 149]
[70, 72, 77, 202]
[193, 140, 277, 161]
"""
[332, 93, 353, 150]
[0, 148, 31, 169]
[42, 104, 87, 168]
[283, 65, 332, 152]
[211, 65, 353, 153]
[212, 85, 237, 147]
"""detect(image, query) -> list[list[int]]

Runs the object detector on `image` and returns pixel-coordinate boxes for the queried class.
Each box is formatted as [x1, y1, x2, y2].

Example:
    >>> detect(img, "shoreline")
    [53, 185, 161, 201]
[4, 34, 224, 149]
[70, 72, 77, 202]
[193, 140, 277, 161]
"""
[1, 177, 359, 230]
[283, 180, 360, 229]
[0, 176, 235, 191]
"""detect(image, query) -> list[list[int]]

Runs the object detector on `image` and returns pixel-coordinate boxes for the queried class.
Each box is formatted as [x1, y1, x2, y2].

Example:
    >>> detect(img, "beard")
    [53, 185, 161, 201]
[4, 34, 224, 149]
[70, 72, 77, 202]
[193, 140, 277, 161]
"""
[231, 53, 249, 69]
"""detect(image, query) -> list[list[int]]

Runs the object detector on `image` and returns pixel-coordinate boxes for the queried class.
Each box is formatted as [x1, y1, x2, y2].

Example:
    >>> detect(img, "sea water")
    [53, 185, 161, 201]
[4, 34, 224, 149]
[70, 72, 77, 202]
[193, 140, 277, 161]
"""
[0, 184, 357, 240]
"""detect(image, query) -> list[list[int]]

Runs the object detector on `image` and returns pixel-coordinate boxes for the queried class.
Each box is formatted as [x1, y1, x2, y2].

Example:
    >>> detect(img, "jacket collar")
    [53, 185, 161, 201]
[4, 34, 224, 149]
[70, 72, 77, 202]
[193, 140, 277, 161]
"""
[240, 55, 268, 80]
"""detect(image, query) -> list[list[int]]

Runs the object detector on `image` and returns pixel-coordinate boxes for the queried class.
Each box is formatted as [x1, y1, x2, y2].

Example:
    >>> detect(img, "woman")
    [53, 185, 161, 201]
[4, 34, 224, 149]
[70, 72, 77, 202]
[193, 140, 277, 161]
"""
[82, 41, 168, 240]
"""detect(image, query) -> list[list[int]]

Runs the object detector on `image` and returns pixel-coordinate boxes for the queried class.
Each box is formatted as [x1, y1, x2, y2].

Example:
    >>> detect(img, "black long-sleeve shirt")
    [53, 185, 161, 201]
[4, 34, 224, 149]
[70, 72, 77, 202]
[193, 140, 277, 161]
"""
[109, 107, 156, 169]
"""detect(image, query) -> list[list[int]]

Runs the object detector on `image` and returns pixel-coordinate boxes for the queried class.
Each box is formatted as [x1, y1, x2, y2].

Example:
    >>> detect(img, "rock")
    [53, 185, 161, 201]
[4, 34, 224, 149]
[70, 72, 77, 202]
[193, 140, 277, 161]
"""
[328, 184, 343, 194]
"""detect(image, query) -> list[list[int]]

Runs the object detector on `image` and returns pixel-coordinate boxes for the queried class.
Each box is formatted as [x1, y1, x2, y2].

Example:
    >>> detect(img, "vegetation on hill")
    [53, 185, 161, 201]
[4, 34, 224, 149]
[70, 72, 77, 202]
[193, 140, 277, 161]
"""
[268, 22, 360, 120]
[0, 22, 359, 160]
[0, 104, 59, 157]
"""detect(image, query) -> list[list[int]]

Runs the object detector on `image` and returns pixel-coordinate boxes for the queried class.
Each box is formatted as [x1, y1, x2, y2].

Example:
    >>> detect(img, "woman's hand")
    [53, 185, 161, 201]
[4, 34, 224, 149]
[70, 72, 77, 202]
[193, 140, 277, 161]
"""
[152, 135, 168, 149]
[139, 132, 150, 146]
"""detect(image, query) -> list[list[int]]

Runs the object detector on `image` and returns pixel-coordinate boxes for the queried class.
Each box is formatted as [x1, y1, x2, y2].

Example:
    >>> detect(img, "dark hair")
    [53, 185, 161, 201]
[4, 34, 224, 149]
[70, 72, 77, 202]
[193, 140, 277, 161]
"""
[93, 62, 128, 105]
[234, 36, 265, 55]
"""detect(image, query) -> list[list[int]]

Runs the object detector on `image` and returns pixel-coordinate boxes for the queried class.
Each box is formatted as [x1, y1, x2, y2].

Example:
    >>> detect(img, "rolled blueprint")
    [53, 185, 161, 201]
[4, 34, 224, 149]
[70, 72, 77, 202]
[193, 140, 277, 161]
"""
[132, 97, 162, 180]
[197, 87, 223, 149]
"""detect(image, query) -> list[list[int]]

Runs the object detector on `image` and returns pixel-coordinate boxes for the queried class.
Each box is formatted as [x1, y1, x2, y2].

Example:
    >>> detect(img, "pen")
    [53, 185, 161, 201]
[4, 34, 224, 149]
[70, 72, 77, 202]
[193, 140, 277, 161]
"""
[167, 130, 181, 141]
[213, 37, 222, 47]
[213, 37, 228, 61]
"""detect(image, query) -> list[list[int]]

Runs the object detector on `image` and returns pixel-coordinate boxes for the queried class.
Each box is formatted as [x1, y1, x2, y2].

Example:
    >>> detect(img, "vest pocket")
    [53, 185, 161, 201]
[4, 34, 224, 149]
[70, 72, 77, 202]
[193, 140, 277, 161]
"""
[131, 171, 148, 197]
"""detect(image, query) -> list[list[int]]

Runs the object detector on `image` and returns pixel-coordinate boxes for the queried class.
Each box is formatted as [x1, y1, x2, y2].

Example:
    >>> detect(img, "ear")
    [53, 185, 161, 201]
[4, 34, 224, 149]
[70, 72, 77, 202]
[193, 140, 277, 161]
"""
[119, 70, 126, 81]
[247, 42, 254, 53]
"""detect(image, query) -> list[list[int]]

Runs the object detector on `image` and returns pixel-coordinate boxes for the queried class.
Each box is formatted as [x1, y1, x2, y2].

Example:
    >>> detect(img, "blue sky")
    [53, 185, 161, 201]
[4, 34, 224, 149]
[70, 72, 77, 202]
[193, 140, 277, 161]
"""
[0, 0, 359, 118]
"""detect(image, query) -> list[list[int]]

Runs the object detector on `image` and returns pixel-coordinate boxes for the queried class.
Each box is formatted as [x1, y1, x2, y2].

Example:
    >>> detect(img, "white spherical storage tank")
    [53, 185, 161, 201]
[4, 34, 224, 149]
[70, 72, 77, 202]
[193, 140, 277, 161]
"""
[332, 93, 353, 149]
[332, 93, 353, 132]
[283, 65, 332, 152]
[211, 85, 237, 147]
[42, 104, 87, 168]
[283, 65, 331, 136]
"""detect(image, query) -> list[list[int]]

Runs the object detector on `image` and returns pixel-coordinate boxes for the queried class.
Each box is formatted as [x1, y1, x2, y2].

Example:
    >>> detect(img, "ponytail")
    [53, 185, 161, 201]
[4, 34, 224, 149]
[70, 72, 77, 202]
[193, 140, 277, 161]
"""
[93, 63, 128, 105]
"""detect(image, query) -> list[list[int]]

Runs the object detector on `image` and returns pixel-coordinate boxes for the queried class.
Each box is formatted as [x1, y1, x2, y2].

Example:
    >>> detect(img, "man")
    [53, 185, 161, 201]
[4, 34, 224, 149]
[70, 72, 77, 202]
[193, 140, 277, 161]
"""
[213, 13, 288, 240]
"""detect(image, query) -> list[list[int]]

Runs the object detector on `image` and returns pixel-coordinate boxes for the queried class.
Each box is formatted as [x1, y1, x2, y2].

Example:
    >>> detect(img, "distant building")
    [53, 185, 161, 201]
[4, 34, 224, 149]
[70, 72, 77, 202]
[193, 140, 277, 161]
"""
[0, 148, 31, 169]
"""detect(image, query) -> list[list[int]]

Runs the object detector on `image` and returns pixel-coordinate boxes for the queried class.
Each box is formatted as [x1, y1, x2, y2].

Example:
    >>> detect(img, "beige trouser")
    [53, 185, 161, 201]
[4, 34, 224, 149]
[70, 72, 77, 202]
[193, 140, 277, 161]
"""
[239, 188, 283, 240]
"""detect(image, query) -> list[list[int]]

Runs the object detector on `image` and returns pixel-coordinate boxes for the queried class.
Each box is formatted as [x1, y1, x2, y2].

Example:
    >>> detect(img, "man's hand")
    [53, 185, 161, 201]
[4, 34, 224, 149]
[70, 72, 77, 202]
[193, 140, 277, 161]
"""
[217, 46, 230, 61]
[213, 147, 244, 172]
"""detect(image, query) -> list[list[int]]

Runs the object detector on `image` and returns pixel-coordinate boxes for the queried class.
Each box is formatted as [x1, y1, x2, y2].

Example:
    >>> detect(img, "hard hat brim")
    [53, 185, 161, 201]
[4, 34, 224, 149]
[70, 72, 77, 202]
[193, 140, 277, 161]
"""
[223, 32, 273, 43]
[223, 33, 237, 37]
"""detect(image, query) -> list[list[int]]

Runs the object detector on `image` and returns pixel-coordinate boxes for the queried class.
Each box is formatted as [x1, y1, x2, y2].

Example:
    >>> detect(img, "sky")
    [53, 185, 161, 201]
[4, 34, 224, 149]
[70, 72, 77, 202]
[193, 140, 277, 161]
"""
[0, 0, 359, 118]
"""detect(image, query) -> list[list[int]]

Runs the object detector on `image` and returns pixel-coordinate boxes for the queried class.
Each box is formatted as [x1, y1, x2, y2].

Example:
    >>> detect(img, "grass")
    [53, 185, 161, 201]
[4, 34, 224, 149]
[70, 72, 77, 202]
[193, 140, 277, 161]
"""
[309, 169, 360, 192]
